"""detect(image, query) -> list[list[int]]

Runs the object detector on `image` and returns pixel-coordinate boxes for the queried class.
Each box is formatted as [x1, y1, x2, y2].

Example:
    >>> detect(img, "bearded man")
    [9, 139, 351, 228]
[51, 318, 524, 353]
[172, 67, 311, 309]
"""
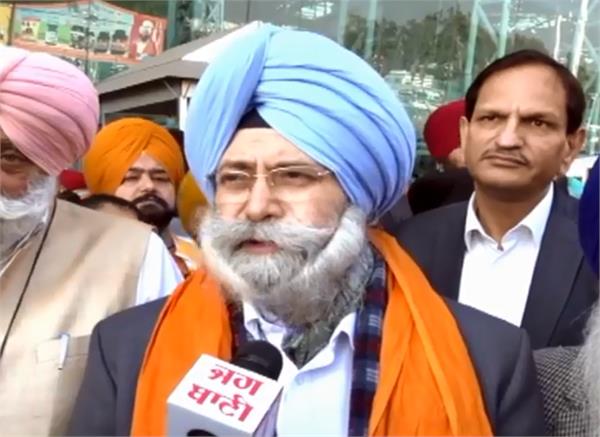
[0, 47, 181, 435]
[83, 118, 201, 275]
[69, 25, 545, 436]
[535, 158, 599, 436]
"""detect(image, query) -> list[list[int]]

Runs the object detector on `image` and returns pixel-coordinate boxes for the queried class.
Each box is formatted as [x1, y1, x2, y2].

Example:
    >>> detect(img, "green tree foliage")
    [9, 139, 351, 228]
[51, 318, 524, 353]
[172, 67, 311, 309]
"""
[342, 6, 548, 83]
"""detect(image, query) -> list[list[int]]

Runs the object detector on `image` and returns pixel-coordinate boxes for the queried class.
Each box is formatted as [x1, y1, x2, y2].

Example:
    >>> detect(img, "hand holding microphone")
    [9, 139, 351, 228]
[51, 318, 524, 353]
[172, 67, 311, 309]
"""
[168, 341, 283, 436]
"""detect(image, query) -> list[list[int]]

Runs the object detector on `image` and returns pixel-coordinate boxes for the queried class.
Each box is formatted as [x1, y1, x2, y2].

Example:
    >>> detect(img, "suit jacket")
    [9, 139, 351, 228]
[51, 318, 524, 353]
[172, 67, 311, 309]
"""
[534, 346, 596, 436]
[407, 168, 474, 215]
[378, 194, 412, 233]
[394, 186, 598, 348]
[67, 296, 545, 436]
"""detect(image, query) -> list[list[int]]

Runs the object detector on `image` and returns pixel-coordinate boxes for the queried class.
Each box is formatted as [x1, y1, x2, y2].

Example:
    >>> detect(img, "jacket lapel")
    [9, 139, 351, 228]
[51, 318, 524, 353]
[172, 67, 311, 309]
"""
[521, 190, 582, 349]
[430, 203, 468, 300]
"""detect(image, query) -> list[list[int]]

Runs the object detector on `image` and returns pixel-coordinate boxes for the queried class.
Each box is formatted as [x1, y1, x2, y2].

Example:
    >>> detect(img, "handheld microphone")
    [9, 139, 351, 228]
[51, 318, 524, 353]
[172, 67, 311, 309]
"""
[168, 341, 283, 437]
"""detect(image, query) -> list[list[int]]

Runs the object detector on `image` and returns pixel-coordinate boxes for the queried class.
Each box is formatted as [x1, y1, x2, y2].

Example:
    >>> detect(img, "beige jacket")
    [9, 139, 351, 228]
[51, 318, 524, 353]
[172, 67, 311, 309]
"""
[0, 200, 152, 435]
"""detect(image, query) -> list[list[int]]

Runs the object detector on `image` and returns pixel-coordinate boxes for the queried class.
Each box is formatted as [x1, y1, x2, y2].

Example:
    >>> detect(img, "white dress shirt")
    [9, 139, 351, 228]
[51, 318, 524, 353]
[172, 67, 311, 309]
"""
[135, 232, 183, 304]
[244, 303, 355, 436]
[458, 185, 554, 326]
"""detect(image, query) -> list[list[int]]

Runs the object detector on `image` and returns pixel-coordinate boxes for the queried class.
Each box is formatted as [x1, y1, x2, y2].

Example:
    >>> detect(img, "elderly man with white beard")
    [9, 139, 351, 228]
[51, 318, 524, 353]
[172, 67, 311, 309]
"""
[535, 158, 599, 436]
[69, 24, 545, 436]
[0, 47, 182, 436]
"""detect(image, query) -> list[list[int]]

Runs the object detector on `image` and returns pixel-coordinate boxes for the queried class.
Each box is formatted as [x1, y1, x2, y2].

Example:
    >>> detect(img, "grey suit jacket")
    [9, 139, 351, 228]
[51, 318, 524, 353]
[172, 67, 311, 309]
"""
[534, 346, 596, 436]
[67, 296, 545, 436]
[395, 186, 598, 348]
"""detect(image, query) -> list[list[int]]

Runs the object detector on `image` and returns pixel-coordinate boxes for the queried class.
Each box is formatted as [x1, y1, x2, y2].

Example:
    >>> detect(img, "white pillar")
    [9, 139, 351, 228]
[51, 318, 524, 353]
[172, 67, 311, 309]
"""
[178, 96, 189, 131]
[570, 0, 589, 75]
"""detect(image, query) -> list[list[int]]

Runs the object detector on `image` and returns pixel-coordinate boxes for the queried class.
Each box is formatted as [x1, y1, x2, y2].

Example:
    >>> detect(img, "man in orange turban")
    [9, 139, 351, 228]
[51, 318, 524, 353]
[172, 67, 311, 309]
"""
[83, 118, 197, 274]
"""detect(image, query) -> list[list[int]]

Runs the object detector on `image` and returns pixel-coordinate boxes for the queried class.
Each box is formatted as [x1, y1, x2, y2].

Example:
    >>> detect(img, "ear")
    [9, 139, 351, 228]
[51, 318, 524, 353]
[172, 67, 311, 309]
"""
[559, 128, 586, 176]
[459, 116, 470, 152]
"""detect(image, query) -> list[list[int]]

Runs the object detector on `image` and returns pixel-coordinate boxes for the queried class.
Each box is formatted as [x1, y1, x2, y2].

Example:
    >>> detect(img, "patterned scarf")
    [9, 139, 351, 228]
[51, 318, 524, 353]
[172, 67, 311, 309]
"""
[230, 249, 387, 436]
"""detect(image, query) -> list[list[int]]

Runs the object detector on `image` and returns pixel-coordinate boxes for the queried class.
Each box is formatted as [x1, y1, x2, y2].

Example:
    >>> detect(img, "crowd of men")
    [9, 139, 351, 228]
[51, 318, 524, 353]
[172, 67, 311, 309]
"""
[0, 22, 598, 436]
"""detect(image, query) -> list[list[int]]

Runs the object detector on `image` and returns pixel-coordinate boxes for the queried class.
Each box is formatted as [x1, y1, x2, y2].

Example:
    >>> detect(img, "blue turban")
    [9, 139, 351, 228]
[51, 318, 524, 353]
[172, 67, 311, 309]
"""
[184, 24, 416, 220]
[579, 158, 599, 277]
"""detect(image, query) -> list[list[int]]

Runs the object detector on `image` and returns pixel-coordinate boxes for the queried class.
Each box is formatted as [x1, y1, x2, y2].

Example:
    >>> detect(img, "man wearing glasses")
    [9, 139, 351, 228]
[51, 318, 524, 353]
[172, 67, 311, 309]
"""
[69, 24, 544, 436]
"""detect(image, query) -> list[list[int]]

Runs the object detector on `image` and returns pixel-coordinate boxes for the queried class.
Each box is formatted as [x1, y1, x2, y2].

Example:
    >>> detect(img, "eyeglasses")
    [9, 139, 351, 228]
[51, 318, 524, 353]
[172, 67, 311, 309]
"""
[213, 165, 331, 204]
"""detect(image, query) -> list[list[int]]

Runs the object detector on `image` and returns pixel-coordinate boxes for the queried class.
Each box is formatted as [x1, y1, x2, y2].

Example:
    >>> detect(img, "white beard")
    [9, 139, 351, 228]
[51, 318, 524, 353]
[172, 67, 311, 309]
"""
[0, 176, 57, 263]
[581, 304, 600, 433]
[199, 206, 368, 326]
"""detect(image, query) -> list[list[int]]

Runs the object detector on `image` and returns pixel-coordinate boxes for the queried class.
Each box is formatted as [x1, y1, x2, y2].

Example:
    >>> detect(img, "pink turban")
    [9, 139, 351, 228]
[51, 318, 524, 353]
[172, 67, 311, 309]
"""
[0, 47, 99, 176]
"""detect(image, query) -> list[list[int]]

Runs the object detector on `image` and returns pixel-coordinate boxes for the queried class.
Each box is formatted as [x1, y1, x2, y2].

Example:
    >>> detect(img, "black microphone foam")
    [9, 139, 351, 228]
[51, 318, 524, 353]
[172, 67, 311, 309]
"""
[186, 430, 215, 436]
[231, 340, 283, 381]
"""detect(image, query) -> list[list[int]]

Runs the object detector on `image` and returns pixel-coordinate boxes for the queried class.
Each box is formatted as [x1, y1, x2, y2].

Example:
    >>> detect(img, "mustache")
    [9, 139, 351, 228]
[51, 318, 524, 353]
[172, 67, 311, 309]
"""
[0, 175, 57, 220]
[202, 215, 335, 256]
[132, 193, 169, 209]
[481, 149, 529, 165]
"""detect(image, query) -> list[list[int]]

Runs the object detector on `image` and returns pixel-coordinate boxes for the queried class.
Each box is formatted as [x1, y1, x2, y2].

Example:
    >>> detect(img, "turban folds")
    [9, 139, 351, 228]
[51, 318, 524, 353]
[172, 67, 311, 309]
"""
[177, 172, 207, 236]
[579, 158, 599, 277]
[0, 47, 99, 175]
[83, 117, 185, 194]
[423, 99, 465, 160]
[185, 24, 416, 220]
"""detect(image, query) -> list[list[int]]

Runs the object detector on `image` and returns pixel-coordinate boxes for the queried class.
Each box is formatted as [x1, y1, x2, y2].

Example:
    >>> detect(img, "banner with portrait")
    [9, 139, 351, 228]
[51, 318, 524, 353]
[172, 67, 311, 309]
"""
[10, 0, 167, 80]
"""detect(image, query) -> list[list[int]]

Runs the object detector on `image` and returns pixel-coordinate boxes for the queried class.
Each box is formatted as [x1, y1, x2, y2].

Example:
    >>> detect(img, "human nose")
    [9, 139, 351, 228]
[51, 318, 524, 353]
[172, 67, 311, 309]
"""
[495, 116, 524, 149]
[240, 174, 283, 222]
[138, 173, 157, 192]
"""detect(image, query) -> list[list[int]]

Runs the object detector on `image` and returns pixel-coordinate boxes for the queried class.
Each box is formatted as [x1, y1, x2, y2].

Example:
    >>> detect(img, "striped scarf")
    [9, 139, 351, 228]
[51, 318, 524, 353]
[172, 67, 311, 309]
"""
[230, 249, 387, 436]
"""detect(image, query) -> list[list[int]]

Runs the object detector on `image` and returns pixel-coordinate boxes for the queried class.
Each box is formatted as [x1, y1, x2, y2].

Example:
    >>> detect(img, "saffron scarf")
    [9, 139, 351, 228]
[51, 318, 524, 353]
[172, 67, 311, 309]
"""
[130, 229, 492, 436]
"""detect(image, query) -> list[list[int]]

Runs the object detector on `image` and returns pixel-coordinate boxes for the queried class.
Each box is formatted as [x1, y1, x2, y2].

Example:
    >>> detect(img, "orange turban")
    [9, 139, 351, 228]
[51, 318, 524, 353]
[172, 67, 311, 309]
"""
[177, 172, 207, 236]
[83, 117, 185, 194]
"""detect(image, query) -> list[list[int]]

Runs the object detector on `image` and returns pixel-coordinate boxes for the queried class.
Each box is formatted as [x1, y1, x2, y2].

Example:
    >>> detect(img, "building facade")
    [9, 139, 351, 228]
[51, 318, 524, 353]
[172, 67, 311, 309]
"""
[2, 0, 599, 159]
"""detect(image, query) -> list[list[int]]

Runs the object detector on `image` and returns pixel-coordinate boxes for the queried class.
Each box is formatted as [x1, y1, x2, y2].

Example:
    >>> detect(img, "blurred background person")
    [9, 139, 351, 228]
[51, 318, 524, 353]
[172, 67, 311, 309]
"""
[425, 98, 468, 171]
[379, 100, 471, 231]
[535, 157, 599, 436]
[407, 99, 475, 215]
[59, 169, 88, 197]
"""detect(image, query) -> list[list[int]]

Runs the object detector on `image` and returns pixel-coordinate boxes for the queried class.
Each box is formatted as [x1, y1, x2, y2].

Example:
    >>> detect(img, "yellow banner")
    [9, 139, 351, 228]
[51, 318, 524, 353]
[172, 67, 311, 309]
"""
[0, 3, 12, 46]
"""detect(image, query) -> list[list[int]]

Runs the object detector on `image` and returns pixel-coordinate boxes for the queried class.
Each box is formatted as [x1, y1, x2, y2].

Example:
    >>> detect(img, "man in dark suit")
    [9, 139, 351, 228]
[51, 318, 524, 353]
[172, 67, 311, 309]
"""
[396, 50, 597, 349]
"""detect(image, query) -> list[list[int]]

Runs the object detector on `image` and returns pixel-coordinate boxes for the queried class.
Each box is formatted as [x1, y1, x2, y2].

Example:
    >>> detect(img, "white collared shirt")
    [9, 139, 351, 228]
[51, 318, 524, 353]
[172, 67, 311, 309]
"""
[458, 185, 554, 326]
[135, 232, 183, 304]
[243, 303, 355, 436]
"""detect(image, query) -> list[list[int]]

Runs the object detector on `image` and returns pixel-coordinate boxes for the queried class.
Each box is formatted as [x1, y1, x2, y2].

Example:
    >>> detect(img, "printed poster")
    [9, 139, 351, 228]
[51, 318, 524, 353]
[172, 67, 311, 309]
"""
[10, 0, 167, 78]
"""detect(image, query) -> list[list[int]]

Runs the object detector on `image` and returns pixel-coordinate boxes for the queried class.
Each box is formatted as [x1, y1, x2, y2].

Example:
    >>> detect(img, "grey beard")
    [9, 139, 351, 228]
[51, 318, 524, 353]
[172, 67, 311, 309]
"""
[580, 304, 600, 434]
[0, 176, 56, 267]
[200, 205, 370, 327]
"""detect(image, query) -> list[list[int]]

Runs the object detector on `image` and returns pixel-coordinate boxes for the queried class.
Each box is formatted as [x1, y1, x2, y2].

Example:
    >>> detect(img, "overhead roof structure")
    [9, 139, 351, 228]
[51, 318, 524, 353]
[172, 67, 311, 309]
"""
[97, 21, 262, 128]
